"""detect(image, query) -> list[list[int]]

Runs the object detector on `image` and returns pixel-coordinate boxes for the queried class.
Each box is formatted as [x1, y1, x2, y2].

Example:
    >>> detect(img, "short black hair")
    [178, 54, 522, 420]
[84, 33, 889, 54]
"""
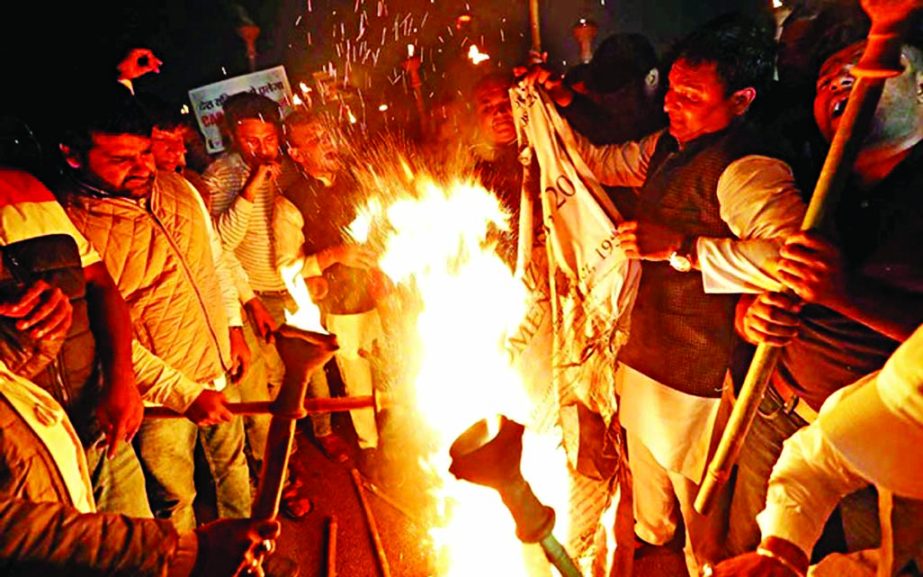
[135, 93, 186, 131]
[672, 13, 776, 95]
[222, 92, 281, 131]
[60, 83, 153, 155]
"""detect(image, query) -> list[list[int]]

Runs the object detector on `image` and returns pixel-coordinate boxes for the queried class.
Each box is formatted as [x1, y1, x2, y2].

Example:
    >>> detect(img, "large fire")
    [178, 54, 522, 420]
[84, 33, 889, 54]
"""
[348, 158, 572, 576]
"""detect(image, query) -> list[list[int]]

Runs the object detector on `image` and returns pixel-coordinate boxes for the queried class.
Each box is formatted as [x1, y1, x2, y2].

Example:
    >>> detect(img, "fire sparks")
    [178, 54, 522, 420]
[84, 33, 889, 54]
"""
[467, 44, 490, 65]
[350, 154, 570, 576]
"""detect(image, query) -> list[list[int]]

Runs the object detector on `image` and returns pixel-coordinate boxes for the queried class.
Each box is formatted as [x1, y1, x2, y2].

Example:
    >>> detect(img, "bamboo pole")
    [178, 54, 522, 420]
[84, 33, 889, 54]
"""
[144, 392, 388, 419]
[695, 0, 921, 514]
[529, 0, 542, 55]
[351, 468, 392, 577]
[327, 516, 339, 577]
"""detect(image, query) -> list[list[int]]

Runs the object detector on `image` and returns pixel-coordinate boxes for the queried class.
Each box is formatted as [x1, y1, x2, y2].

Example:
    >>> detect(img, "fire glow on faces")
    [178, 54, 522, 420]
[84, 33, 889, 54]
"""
[233, 118, 281, 166]
[85, 132, 157, 198]
[663, 58, 753, 146]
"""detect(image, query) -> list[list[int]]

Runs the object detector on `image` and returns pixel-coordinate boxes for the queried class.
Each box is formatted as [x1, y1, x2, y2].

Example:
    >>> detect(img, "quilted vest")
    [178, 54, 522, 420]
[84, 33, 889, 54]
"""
[64, 171, 231, 386]
[0, 234, 99, 442]
[619, 123, 770, 398]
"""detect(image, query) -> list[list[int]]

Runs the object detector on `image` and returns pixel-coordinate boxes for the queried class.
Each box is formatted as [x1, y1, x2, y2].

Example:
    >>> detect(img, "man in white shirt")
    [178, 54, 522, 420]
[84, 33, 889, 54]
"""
[713, 323, 923, 577]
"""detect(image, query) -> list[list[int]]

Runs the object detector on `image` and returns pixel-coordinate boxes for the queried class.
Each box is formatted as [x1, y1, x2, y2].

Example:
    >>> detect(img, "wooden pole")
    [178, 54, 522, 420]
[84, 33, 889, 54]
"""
[238, 327, 337, 577]
[143, 392, 388, 419]
[351, 468, 392, 577]
[695, 0, 922, 514]
[529, 0, 542, 56]
[327, 516, 339, 577]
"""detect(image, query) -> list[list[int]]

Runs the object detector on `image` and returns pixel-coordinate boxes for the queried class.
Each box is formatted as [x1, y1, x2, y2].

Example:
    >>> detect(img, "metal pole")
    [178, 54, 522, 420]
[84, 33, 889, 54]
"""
[695, 0, 921, 514]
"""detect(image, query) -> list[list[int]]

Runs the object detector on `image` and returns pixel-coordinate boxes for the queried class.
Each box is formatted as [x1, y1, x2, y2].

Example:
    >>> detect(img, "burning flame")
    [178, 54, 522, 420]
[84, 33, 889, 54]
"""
[299, 81, 312, 93]
[467, 44, 490, 65]
[292, 94, 304, 106]
[279, 263, 327, 333]
[351, 159, 570, 576]
[378, 103, 389, 112]
[407, 43, 416, 58]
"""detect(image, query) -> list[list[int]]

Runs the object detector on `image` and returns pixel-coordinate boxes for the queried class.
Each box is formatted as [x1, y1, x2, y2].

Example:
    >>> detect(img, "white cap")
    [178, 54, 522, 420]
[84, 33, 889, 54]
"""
[819, 324, 923, 500]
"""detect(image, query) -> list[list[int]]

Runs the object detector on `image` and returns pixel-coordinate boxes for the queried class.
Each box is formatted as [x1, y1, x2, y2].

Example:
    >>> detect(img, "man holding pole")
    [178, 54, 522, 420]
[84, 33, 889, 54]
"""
[726, 33, 923, 568]
[529, 14, 806, 575]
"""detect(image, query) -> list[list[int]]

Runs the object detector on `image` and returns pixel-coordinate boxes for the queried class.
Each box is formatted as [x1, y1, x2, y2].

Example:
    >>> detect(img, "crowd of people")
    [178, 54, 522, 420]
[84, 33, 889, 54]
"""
[0, 1, 920, 576]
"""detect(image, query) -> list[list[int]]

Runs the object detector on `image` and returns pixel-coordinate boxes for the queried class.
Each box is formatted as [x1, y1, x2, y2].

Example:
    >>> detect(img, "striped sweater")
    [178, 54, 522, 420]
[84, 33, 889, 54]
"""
[203, 152, 287, 293]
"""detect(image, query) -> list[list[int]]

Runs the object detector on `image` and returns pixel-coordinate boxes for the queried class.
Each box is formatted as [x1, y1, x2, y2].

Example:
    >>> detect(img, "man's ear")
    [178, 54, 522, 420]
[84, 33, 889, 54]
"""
[286, 145, 302, 164]
[915, 70, 923, 104]
[731, 87, 757, 116]
[59, 144, 82, 170]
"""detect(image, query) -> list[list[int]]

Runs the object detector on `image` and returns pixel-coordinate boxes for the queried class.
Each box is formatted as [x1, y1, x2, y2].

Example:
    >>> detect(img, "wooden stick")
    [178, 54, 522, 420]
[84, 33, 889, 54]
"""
[327, 515, 339, 577]
[144, 393, 387, 419]
[351, 468, 392, 577]
[695, 0, 922, 514]
[528, 0, 542, 55]
[358, 474, 421, 526]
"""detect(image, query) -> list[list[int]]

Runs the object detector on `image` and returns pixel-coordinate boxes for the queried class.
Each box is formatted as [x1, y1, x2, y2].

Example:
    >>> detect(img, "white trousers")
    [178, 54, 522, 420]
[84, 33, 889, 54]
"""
[325, 309, 384, 449]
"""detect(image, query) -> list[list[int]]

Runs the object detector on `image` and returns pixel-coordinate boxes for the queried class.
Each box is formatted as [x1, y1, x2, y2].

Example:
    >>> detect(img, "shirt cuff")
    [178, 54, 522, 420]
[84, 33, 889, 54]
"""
[167, 531, 199, 577]
[757, 502, 823, 559]
[697, 237, 785, 294]
[145, 375, 205, 415]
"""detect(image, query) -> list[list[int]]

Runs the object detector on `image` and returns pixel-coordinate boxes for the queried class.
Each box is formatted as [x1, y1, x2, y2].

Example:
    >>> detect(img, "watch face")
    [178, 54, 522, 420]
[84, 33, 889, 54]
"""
[669, 252, 692, 272]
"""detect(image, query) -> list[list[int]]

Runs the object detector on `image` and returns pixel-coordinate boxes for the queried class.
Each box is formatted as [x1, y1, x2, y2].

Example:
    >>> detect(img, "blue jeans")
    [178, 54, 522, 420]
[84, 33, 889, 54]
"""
[726, 391, 807, 557]
[84, 434, 153, 518]
[137, 386, 251, 531]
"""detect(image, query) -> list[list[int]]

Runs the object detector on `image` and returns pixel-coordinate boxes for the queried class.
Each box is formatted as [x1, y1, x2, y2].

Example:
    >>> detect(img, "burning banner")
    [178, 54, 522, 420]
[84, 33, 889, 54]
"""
[509, 82, 641, 572]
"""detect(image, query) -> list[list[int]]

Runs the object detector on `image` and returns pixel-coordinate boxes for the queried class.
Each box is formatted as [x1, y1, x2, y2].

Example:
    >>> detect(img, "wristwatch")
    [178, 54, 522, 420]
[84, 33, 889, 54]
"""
[669, 237, 695, 272]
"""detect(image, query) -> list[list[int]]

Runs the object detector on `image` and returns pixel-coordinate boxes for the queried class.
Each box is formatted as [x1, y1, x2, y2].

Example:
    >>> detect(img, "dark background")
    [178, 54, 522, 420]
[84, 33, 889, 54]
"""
[0, 0, 769, 146]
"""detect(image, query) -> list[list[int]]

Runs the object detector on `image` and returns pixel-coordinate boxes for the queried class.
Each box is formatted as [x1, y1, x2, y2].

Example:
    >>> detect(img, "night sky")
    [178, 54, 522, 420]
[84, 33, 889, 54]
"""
[2, 0, 769, 146]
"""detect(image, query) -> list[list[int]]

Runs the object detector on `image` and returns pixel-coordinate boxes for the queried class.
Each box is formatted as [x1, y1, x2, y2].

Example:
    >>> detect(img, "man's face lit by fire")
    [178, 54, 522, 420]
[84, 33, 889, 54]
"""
[664, 58, 754, 146]
[151, 127, 187, 173]
[286, 120, 340, 177]
[474, 86, 516, 147]
[83, 133, 157, 199]
[814, 41, 923, 147]
[232, 118, 280, 167]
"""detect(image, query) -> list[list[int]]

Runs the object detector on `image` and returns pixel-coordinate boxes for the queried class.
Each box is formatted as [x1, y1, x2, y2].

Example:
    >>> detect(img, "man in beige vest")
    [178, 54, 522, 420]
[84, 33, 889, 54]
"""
[58, 84, 251, 531]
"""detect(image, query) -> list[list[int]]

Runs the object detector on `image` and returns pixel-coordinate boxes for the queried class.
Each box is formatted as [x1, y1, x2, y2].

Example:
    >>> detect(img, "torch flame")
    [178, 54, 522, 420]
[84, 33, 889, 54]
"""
[407, 43, 416, 58]
[279, 262, 327, 333]
[292, 94, 304, 106]
[299, 81, 312, 93]
[467, 44, 490, 65]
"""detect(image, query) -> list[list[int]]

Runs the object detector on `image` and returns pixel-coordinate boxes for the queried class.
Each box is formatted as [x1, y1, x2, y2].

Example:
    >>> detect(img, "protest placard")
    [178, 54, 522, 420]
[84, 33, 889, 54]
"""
[188, 66, 293, 153]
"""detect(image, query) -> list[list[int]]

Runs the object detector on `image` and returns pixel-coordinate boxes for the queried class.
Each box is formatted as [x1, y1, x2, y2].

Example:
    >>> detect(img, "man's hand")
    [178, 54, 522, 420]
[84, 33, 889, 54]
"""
[116, 48, 163, 81]
[228, 327, 250, 382]
[739, 292, 804, 346]
[241, 162, 282, 201]
[244, 297, 278, 343]
[96, 370, 144, 458]
[0, 280, 73, 341]
[616, 221, 684, 261]
[193, 517, 281, 577]
[713, 538, 809, 577]
[776, 232, 848, 307]
[306, 276, 329, 301]
[517, 57, 574, 107]
[711, 552, 800, 576]
[184, 390, 233, 426]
